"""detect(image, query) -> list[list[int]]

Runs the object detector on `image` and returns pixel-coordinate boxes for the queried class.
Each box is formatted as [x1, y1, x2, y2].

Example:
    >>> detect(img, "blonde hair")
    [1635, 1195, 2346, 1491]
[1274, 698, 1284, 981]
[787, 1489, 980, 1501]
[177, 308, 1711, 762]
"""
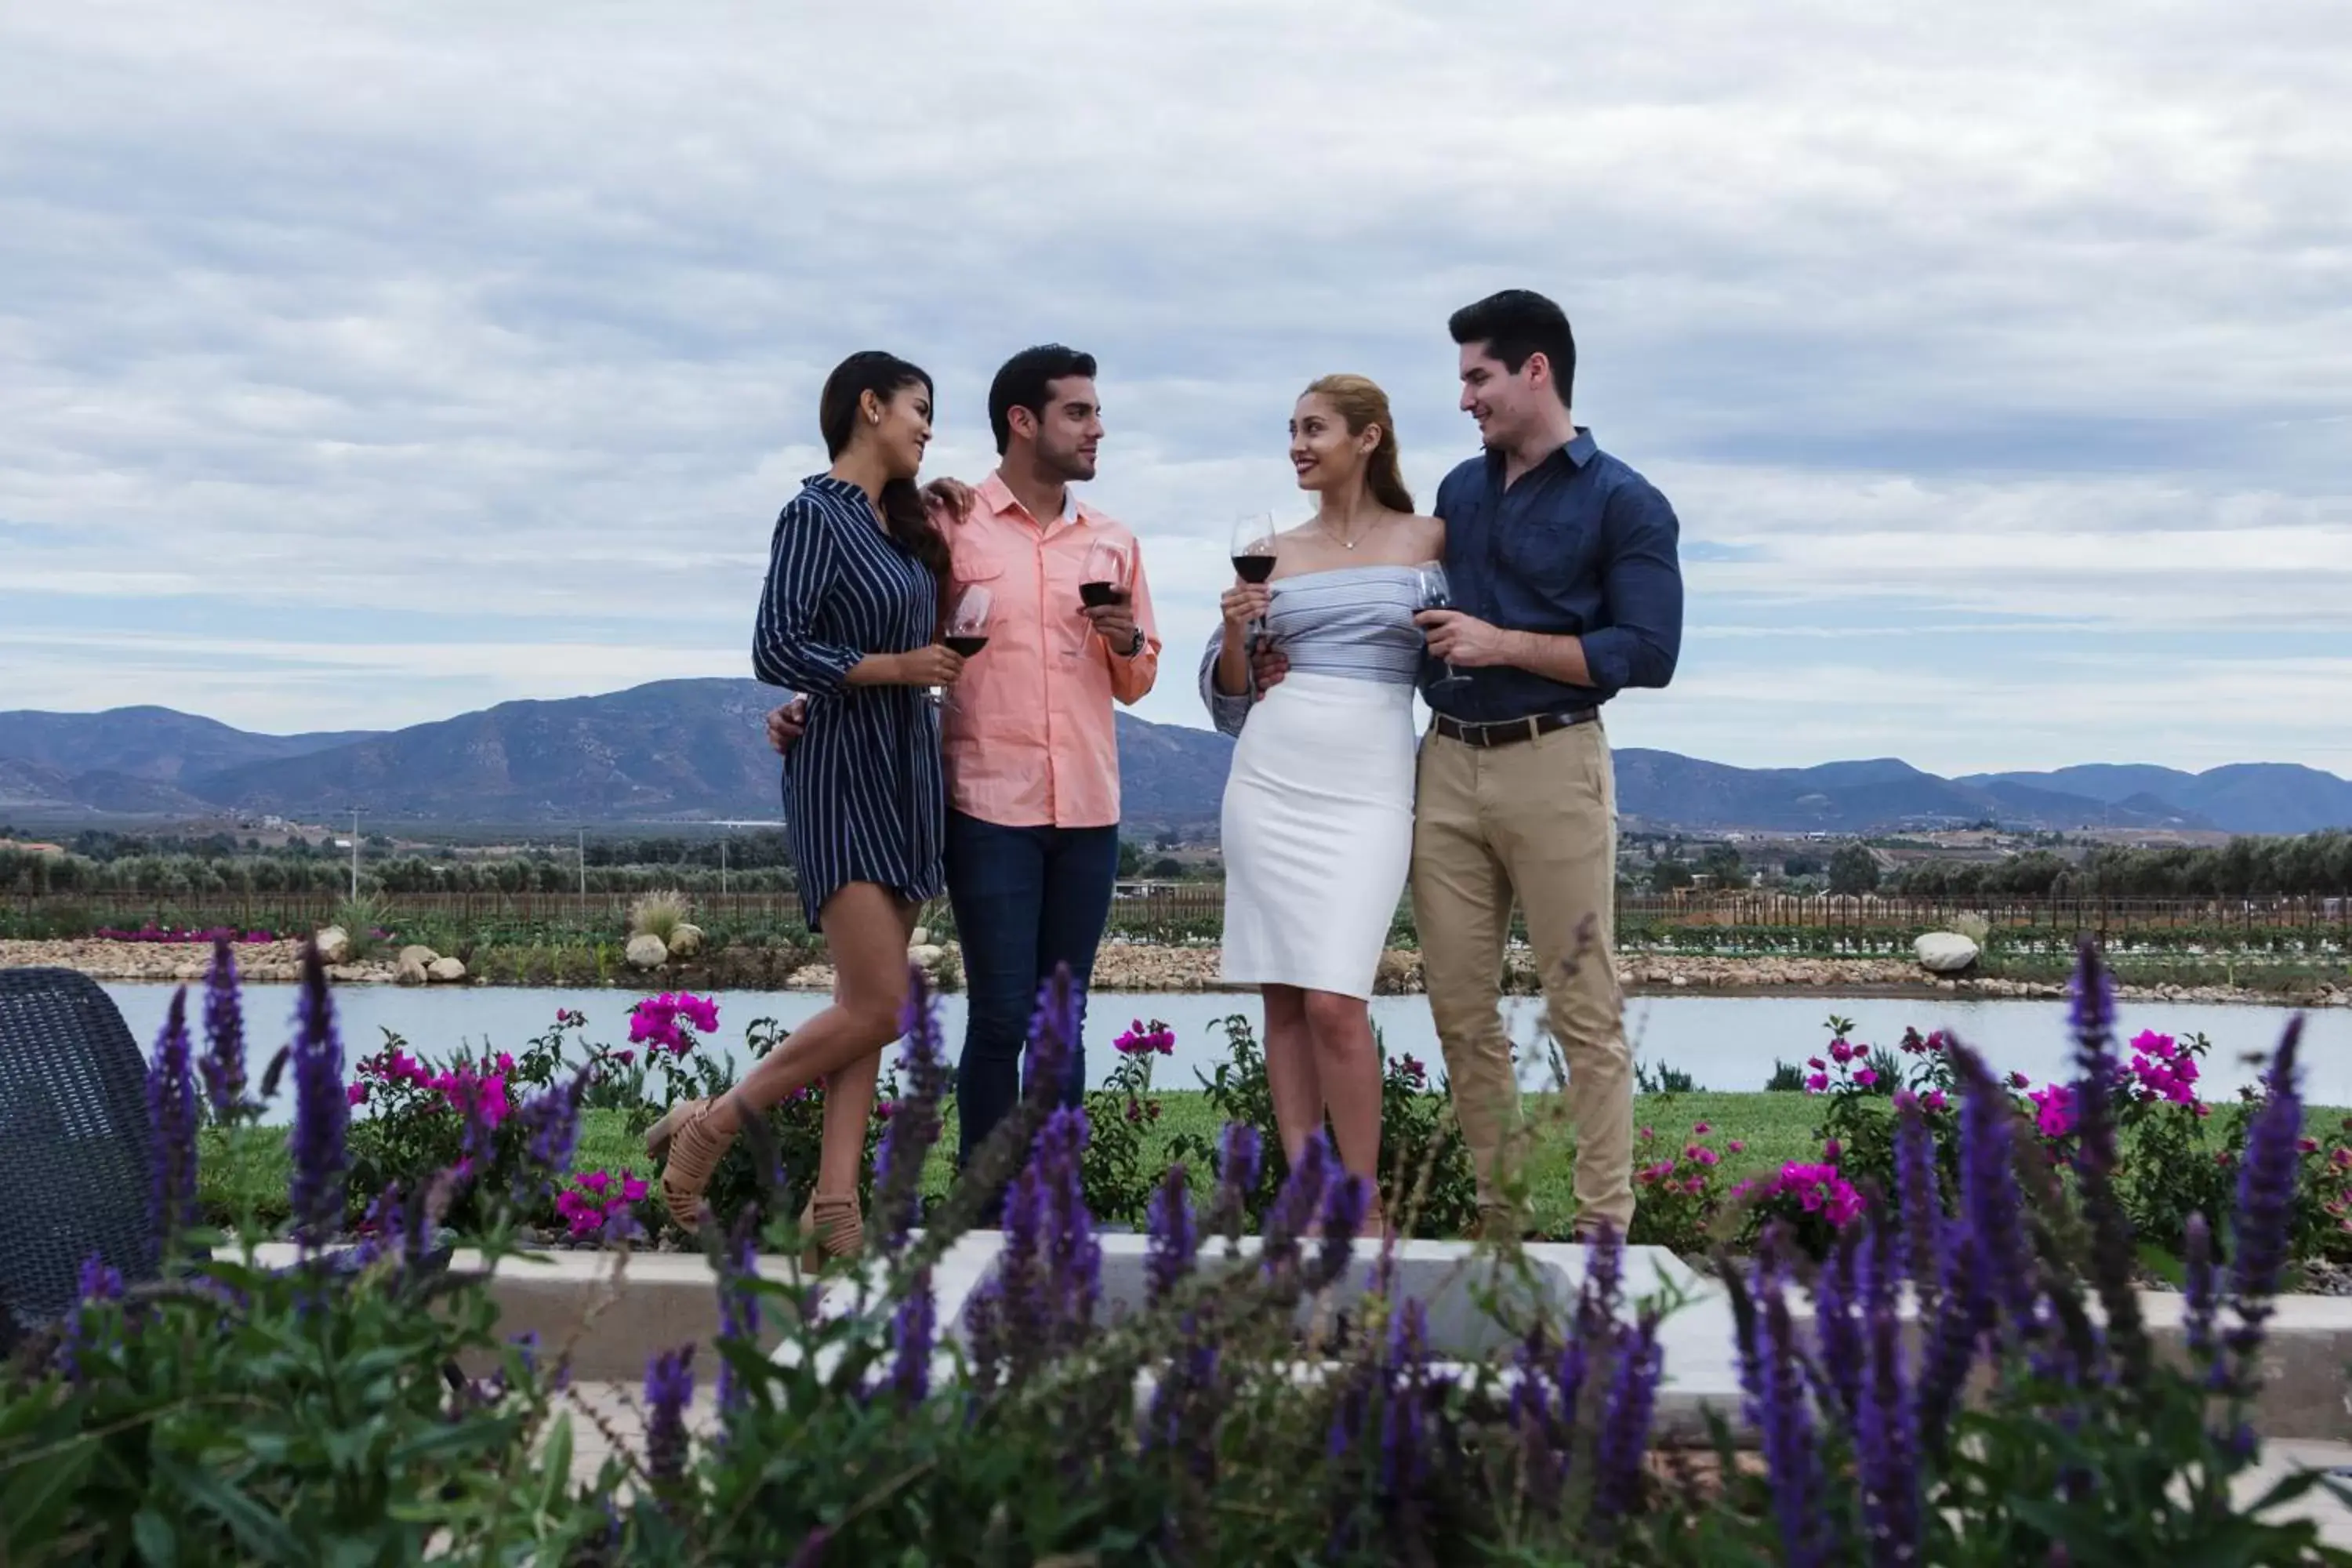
[1303, 373, 1414, 514]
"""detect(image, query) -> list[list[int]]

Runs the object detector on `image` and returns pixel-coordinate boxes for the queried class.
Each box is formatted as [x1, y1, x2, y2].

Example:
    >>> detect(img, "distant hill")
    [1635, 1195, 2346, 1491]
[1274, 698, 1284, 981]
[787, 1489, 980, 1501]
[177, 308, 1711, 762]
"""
[1610, 752, 2217, 834]
[1962, 764, 2352, 836]
[3, 685, 2347, 836]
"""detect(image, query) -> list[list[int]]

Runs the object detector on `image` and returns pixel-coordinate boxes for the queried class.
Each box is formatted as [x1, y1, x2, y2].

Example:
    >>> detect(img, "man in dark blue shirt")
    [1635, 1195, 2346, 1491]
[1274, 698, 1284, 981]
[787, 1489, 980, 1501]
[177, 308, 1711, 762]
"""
[1265, 289, 1682, 1239]
[1417, 289, 1682, 1240]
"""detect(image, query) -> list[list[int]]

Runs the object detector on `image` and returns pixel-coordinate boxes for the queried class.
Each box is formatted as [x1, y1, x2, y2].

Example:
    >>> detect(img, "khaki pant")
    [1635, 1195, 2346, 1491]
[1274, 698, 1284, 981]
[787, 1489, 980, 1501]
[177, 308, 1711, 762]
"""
[1411, 720, 1632, 1232]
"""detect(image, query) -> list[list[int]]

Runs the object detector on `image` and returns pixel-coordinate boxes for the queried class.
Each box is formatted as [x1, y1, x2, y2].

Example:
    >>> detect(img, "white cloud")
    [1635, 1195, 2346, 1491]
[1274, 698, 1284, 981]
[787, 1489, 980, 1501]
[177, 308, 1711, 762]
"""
[2, 0, 2349, 772]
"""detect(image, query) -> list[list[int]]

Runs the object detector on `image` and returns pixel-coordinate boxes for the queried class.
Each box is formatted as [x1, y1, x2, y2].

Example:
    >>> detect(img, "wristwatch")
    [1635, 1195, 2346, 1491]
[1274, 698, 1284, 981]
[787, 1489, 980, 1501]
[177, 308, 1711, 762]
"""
[1123, 626, 1146, 658]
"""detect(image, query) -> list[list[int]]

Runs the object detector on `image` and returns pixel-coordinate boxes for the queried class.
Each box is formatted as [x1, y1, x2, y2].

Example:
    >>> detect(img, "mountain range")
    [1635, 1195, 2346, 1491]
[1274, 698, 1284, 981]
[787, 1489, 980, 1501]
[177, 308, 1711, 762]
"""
[4, 681, 2350, 837]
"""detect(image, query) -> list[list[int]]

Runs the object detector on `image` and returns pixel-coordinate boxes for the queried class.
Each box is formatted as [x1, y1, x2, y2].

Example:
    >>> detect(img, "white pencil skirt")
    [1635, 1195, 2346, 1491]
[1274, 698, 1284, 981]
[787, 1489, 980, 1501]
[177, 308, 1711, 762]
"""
[1219, 670, 1416, 1000]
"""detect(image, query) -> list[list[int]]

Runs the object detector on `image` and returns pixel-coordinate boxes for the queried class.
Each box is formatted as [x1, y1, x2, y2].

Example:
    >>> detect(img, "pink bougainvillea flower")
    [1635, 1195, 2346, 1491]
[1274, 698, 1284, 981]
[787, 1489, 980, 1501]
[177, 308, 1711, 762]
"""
[1805, 1073, 1830, 1094]
[1829, 1040, 1855, 1065]
[1854, 1068, 1878, 1088]
[346, 1082, 370, 1106]
[1808, 1057, 1828, 1072]
[1726, 1139, 1745, 1153]
[1922, 1090, 1950, 1114]
[1691, 1121, 1711, 1135]
[1691, 1145, 1720, 1167]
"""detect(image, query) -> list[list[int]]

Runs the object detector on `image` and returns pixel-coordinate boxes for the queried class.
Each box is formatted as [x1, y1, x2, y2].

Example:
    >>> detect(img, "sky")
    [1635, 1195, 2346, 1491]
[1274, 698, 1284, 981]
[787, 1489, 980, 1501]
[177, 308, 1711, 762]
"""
[2, 1, 2348, 775]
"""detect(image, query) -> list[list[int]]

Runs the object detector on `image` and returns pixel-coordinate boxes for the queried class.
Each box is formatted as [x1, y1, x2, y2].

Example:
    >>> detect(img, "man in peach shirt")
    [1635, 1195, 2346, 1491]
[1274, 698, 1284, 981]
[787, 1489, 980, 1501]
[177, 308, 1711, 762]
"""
[769, 344, 1159, 1197]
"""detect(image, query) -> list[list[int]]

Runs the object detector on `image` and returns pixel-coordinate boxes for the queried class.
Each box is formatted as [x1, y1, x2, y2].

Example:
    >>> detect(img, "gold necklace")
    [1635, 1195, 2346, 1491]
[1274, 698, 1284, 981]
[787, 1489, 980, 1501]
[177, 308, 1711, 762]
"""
[1321, 513, 1379, 550]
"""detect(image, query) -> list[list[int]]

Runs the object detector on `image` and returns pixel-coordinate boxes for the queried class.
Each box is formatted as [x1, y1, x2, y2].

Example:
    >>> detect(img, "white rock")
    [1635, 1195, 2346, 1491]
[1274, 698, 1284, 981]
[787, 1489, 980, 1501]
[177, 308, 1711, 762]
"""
[427, 956, 467, 984]
[314, 926, 353, 964]
[909, 944, 946, 967]
[1914, 931, 1980, 974]
[626, 933, 670, 970]
[667, 922, 705, 959]
[909, 926, 931, 947]
[394, 956, 429, 986]
[398, 944, 439, 970]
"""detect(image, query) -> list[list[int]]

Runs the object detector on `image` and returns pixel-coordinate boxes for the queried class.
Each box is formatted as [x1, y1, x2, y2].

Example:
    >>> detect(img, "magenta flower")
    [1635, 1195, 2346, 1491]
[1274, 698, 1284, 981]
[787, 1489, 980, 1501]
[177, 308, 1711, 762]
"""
[2027, 1082, 2078, 1140]
[345, 1082, 369, 1106]
[1808, 1057, 1828, 1072]
[1692, 1145, 1721, 1167]
[1692, 1121, 1711, 1135]
[1854, 1068, 1878, 1088]
[1806, 1073, 1830, 1094]
[1829, 1040, 1855, 1065]
[2007, 1070, 2031, 1091]
[1922, 1090, 1949, 1114]
[1727, 1139, 1746, 1153]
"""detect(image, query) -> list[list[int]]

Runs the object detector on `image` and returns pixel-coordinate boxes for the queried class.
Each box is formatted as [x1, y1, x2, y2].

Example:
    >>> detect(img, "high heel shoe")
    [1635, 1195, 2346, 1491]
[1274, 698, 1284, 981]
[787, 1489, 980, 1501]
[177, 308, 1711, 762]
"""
[658, 1098, 739, 1234]
[800, 1192, 864, 1269]
[644, 1098, 702, 1163]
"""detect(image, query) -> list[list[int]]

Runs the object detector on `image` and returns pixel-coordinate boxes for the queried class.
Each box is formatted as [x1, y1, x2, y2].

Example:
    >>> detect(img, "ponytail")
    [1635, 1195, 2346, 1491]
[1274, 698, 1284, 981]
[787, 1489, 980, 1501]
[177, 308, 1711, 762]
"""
[1304, 372, 1415, 514]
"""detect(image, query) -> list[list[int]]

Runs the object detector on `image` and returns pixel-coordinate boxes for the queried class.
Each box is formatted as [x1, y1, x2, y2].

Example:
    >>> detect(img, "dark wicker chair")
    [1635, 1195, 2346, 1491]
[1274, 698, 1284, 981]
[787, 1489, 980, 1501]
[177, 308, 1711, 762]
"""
[0, 967, 159, 1334]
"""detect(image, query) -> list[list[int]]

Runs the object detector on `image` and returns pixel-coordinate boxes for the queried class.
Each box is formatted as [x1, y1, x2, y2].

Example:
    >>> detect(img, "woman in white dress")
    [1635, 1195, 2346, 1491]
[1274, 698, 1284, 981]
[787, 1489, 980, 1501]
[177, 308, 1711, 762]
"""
[1201, 374, 1441, 1225]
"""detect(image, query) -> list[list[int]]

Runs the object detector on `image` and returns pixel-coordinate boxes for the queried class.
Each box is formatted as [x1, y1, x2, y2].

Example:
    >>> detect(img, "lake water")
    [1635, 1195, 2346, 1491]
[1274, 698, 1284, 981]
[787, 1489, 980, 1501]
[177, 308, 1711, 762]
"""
[94, 982, 2352, 1117]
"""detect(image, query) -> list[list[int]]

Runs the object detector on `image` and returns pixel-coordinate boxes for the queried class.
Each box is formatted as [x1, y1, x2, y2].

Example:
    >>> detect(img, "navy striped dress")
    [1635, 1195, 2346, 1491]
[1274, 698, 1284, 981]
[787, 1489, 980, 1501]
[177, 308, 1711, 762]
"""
[753, 474, 945, 929]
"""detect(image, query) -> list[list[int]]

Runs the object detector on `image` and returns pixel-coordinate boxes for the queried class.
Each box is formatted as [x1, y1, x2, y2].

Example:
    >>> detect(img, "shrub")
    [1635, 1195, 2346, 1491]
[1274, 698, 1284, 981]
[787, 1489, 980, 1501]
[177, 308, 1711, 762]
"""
[628, 888, 691, 945]
[1079, 1018, 1175, 1227]
[1628, 1118, 1730, 1251]
[1634, 1058, 1699, 1095]
[329, 892, 394, 959]
[1763, 1058, 1808, 1093]
[1168, 1014, 1478, 1237]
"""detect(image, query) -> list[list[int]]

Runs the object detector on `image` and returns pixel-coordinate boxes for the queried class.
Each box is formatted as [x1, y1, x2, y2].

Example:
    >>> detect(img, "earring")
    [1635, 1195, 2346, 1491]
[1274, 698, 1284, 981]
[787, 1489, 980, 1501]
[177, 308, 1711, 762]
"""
[869, 411, 881, 425]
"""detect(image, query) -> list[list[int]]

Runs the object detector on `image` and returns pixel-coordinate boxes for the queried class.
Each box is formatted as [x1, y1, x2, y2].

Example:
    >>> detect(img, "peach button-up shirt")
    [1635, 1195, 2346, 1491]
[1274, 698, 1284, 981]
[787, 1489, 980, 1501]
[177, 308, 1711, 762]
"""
[941, 471, 1160, 829]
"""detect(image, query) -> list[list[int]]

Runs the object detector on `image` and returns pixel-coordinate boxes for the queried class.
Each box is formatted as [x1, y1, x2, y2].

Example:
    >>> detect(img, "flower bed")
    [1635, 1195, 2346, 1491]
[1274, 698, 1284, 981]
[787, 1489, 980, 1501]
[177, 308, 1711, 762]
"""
[9, 940, 2352, 1562]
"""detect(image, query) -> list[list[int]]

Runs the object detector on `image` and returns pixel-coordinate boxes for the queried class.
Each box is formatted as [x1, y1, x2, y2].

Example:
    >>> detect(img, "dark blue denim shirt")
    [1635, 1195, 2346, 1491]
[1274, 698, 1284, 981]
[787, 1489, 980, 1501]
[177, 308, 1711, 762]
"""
[1424, 427, 1683, 722]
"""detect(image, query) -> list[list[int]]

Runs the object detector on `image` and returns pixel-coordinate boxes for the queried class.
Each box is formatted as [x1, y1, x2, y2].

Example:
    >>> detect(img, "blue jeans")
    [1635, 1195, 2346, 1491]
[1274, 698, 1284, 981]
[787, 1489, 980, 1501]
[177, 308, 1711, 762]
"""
[945, 811, 1117, 1186]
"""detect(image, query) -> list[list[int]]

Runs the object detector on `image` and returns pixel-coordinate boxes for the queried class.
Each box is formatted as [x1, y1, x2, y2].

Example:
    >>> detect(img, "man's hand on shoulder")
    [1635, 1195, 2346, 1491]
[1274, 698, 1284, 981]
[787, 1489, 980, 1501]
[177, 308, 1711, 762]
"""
[764, 696, 809, 756]
[920, 477, 976, 526]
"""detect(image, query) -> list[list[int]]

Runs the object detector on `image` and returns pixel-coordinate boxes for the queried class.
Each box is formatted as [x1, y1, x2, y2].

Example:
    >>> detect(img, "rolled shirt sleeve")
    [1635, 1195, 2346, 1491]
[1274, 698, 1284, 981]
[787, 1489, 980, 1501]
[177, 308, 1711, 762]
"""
[1196, 626, 1253, 737]
[752, 499, 865, 699]
[1105, 543, 1161, 706]
[1577, 480, 1683, 693]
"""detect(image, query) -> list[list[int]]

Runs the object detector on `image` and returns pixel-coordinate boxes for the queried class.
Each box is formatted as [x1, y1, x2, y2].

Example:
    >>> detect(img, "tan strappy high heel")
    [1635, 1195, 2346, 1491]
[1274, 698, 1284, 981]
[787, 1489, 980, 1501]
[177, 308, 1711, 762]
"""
[800, 1192, 864, 1268]
[644, 1097, 702, 1162]
[659, 1098, 739, 1234]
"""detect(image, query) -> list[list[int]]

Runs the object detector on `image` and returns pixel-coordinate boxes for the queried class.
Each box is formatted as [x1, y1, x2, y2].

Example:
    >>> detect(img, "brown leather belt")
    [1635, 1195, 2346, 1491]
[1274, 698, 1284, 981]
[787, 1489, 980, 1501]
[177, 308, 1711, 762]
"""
[1431, 708, 1599, 749]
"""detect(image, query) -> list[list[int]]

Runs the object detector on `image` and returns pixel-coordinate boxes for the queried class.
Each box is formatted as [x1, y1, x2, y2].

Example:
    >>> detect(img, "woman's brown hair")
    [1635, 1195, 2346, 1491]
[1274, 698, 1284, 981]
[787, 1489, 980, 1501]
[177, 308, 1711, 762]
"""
[818, 351, 952, 608]
[1303, 373, 1414, 514]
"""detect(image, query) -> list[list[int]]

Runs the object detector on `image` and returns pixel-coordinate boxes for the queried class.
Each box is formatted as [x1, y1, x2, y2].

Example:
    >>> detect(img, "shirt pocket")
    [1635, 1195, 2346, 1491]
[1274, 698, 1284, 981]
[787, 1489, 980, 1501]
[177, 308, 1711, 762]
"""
[1498, 513, 1592, 629]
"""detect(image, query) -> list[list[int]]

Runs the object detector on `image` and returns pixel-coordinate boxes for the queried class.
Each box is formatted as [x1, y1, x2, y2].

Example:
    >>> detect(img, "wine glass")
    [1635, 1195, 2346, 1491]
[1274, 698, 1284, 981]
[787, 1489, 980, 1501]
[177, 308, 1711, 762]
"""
[1074, 539, 1129, 659]
[1415, 562, 1468, 691]
[1229, 513, 1278, 647]
[937, 584, 992, 707]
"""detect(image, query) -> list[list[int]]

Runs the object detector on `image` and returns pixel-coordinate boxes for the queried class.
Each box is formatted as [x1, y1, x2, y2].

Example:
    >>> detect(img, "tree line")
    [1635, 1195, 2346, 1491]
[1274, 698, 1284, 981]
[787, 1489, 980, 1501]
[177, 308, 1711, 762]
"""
[1893, 830, 2352, 899]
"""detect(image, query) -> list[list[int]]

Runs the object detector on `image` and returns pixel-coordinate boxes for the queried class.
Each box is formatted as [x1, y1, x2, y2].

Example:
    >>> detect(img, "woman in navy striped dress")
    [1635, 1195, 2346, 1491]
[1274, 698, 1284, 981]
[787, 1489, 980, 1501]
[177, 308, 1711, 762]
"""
[652, 350, 965, 1258]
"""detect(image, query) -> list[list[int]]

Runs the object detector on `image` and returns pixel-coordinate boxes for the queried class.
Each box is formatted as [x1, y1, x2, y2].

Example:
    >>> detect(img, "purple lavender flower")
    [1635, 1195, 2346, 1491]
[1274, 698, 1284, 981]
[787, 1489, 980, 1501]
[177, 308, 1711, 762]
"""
[2226, 1018, 2304, 1363]
[1955, 1046, 2038, 1340]
[510, 1071, 588, 1205]
[1738, 1243, 1826, 1568]
[1263, 1131, 1333, 1276]
[61, 1252, 125, 1382]
[1812, 1228, 1863, 1424]
[642, 1345, 695, 1486]
[1316, 1171, 1368, 1286]
[287, 942, 349, 1251]
[2183, 1211, 2218, 1364]
[1379, 1300, 1433, 1497]
[872, 967, 949, 1252]
[714, 1206, 762, 1415]
[1024, 966, 1081, 1102]
[1145, 1163, 1196, 1306]
[146, 986, 200, 1247]
[1916, 1228, 1988, 1458]
[1592, 1310, 1664, 1523]
[1037, 1107, 1102, 1332]
[1895, 1102, 1942, 1296]
[1212, 1121, 1261, 1238]
[198, 935, 248, 1123]
[887, 1267, 935, 1404]
[1855, 1217, 1922, 1565]
[785, 1527, 830, 1567]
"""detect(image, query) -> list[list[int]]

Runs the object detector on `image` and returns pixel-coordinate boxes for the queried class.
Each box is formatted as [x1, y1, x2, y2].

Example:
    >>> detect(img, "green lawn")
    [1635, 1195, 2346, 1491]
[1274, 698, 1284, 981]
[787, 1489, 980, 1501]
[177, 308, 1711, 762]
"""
[204, 1087, 2340, 1240]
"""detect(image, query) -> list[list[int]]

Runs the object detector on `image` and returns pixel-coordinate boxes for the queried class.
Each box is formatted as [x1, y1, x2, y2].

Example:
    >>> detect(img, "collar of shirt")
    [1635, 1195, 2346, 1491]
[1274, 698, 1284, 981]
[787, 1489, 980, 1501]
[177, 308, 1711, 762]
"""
[976, 470, 1106, 535]
[1481, 426, 1599, 485]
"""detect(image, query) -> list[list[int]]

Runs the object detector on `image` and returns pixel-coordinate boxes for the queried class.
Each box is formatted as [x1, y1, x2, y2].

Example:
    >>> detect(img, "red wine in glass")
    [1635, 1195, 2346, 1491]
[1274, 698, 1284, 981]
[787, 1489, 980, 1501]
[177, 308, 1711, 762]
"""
[1079, 580, 1120, 608]
[1231, 554, 1276, 584]
[944, 633, 989, 658]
